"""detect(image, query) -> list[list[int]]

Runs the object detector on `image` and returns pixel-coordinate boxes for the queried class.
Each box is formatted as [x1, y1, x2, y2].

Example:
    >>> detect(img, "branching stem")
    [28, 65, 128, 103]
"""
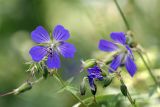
[54, 70, 87, 107]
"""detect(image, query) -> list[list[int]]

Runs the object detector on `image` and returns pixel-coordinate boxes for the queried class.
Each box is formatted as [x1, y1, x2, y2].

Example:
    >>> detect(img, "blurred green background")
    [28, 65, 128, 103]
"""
[0, 0, 160, 107]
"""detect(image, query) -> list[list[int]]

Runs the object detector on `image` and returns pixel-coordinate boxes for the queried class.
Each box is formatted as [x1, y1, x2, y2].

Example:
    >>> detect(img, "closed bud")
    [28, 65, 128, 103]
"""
[129, 42, 138, 48]
[91, 84, 97, 96]
[101, 71, 106, 77]
[120, 84, 128, 96]
[14, 82, 32, 95]
[43, 66, 48, 79]
[81, 59, 97, 70]
[80, 78, 86, 95]
[126, 31, 137, 48]
[103, 76, 113, 87]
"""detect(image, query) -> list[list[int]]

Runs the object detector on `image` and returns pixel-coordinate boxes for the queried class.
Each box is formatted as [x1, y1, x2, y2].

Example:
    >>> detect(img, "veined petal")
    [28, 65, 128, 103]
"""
[109, 54, 123, 73]
[125, 56, 137, 77]
[88, 76, 95, 91]
[52, 25, 70, 41]
[31, 26, 50, 43]
[58, 42, 76, 58]
[110, 32, 126, 45]
[46, 51, 61, 69]
[87, 65, 103, 80]
[98, 76, 103, 80]
[87, 66, 100, 75]
[98, 39, 118, 52]
[29, 46, 47, 62]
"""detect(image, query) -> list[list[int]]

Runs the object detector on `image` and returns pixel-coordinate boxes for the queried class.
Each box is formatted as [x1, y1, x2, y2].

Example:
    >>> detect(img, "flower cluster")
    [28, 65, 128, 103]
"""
[29, 26, 138, 98]
[29, 25, 76, 69]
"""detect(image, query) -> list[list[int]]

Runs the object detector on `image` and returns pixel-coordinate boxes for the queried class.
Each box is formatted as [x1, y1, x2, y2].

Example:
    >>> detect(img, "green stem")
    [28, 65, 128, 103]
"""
[137, 51, 159, 86]
[0, 77, 44, 97]
[118, 73, 136, 107]
[101, 64, 136, 106]
[54, 70, 87, 107]
[127, 91, 136, 107]
[93, 95, 97, 104]
[54, 70, 66, 86]
[70, 92, 87, 107]
[113, 0, 130, 30]
[0, 91, 14, 97]
[31, 77, 44, 85]
[113, 0, 159, 87]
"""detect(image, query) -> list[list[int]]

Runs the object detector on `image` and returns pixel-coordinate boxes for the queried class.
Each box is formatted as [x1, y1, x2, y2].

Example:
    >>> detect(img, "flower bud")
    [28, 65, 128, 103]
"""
[129, 42, 137, 48]
[43, 66, 48, 79]
[126, 31, 137, 48]
[14, 82, 32, 95]
[91, 84, 97, 96]
[120, 84, 128, 96]
[80, 78, 86, 95]
[81, 59, 97, 70]
[103, 76, 113, 87]
[101, 71, 106, 77]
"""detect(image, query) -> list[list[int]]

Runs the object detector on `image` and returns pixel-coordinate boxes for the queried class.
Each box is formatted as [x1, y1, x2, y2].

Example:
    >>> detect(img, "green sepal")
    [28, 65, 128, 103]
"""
[81, 59, 97, 69]
[103, 76, 113, 87]
[101, 71, 106, 77]
[80, 77, 87, 95]
[91, 84, 97, 96]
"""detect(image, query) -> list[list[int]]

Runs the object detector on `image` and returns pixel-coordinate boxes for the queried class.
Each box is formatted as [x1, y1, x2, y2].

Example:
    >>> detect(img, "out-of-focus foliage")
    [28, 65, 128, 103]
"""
[0, 0, 160, 107]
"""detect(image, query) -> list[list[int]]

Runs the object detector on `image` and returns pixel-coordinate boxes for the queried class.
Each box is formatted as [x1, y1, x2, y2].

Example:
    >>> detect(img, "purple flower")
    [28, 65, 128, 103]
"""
[87, 65, 103, 90]
[98, 32, 137, 77]
[29, 25, 76, 69]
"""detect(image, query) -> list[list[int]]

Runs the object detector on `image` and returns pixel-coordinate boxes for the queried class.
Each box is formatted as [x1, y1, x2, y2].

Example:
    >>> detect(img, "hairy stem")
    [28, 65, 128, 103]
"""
[31, 77, 44, 85]
[93, 95, 97, 104]
[0, 91, 14, 97]
[101, 64, 136, 106]
[137, 51, 159, 86]
[117, 73, 136, 107]
[113, 0, 130, 30]
[126, 91, 136, 107]
[113, 0, 159, 87]
[54, 70, 87, 107]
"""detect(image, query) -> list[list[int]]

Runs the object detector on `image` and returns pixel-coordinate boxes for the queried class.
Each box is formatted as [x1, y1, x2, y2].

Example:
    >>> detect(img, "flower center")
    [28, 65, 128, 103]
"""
[47, 41, 61, 56]
[47, 47, 54, 56]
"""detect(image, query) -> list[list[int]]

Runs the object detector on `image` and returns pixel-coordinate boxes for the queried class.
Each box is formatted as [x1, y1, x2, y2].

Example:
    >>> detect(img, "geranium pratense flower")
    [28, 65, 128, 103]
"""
[98, 32, 137, 77]
[29, 25, 76, 69]
[87, 65, 103, 91]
